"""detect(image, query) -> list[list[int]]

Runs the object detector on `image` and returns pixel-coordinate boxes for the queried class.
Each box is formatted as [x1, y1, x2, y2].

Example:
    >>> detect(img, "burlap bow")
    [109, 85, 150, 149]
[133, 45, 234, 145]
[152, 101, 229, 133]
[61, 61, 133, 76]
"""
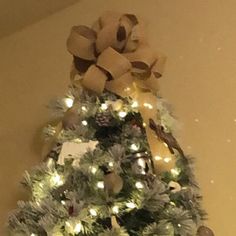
[67, 11, 175, 172]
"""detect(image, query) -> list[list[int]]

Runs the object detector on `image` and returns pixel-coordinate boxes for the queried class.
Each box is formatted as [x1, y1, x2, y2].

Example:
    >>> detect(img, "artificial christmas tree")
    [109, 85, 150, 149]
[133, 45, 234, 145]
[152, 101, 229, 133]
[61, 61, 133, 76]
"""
[8, 12, 214, 236]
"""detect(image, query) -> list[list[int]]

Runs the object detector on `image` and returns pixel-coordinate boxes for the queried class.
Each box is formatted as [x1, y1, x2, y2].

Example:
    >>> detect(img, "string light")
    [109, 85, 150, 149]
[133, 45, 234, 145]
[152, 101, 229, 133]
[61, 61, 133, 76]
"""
[31, 234, 36, 236]
[112, 205, 119, 214]
[164, 157, 172, 163]
[131, 101, 139, 108]
[101, 103, 108, 110]
[81, 120, 88, 126]
[118, 111, 127, 118]
[130, 143, 139, 151]
[51, 173, 64, 186]
[135, 181, 144, 189]
[64, 98, 74, 108]
[90, 166, 97, 174]
[108, 162, 114, 167]
[126, 202, 136, 209]
[61, 200, 66, 205]
[137, 158, 146, 168]
[163, 142, 168, 148]
[74, 222, 82, 233]
[97, 181, 104, 189]
[143, 103, 153, 109]
[89, 208, 97, 216]
[154, 155, 162, 161]
[171, 168, 180, 177]
[81, 106, 87, 111]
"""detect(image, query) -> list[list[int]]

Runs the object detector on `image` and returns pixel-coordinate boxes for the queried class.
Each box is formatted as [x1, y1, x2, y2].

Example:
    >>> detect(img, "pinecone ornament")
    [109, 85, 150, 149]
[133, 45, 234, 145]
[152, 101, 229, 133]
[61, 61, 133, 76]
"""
[95, 111, 112, 127]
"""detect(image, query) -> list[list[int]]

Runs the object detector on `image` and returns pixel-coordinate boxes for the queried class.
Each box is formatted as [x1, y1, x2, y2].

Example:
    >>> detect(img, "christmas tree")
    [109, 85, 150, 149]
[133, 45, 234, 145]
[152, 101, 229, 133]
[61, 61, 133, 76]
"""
[8, 12, 214, 236]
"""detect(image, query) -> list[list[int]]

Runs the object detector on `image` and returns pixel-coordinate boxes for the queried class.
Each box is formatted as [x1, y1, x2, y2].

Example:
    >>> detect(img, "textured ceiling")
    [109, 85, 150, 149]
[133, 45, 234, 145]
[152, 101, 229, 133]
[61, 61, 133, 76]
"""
[0, 0, 79, 38]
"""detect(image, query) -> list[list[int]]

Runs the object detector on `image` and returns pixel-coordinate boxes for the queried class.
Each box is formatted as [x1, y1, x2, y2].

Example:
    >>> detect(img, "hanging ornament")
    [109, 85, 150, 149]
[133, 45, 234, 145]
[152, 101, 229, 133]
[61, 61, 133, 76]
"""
[57, 140, 98, 165]
[197, 226, 214, 236]
[131, 152, 152, 175]
[168, 181, 182, 193]
[62, 107, 80, 130]
[104, 172, 123, 195]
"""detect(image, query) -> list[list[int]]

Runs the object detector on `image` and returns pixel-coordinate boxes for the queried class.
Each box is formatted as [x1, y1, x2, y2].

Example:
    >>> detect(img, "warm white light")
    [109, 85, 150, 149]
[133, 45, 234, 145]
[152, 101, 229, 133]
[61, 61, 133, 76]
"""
[97, 181, 104, 189]
[164, 157, 172, 163]
[108, 162, 114, 167]
[171, 168, 180, 177]
[163, 142, 168, 148]
[74, 222, 82, 233]
[101, 103, 108, 110]
[81, 106, 87, 111]
[154, 155, 162, 161]
[65, 221, 71, 227]
[112, 205, 119, 214]
[131, 101, 139, 108]
[143, 103, 153, 109]
[64, 98, 74, 108]
[130, 143, 139, 151]
[177, 223, 181, 228]
[124, 87, 131, 92]
[90, 166, 97, 174]
[82, 120, 88, 126]
[89, 208, 97, 216]
[31, 234, 36, 236]
[51, 173, 64, 186]
[142, 122, 146, 127]
[61, 200, 66, 205]
[118, 111, 127, 118]
[126, 202, 136, 209]
[135, 181, 144, 189]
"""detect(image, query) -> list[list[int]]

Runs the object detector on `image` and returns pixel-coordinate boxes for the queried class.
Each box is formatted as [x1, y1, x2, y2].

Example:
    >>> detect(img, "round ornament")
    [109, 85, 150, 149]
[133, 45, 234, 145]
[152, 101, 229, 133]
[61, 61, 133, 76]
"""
[104, 172, 123, 195]
[62, 108, 79, 130]
[197, 226, 214, 236]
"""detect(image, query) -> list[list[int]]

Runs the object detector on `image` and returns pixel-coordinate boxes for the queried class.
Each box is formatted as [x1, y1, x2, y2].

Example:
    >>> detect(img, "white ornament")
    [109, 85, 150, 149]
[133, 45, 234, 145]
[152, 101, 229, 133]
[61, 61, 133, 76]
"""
[57, 140, 98, 165]
[168, 181, 182, 193]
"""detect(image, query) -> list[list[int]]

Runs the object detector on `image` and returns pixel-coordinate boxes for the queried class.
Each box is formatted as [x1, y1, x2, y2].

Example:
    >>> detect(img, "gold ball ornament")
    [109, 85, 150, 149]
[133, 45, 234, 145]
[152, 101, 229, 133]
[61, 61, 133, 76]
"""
[62, 107, 79, 130]
[104, 172, 123, 195]
[197, 226, 214, 236]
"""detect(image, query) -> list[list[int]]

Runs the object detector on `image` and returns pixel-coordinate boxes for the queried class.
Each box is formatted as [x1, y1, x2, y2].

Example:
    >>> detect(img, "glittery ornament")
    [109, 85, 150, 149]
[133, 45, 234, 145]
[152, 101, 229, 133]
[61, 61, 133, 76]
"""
[197, 226, 214, 236]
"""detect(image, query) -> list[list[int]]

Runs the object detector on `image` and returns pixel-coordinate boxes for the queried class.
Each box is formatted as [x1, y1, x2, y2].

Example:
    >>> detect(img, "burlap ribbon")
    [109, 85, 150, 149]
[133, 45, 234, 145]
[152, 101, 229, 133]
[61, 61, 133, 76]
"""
[67, 11, 174, 171]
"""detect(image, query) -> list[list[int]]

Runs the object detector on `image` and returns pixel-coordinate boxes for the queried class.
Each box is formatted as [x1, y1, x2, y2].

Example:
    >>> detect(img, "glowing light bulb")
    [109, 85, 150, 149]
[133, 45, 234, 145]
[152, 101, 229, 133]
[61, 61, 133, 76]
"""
[131, 101, 139, 108]
[90, 166, 97, 174]
[74, 222, 82, 233]
[124, 87, 131, 92]
[51, 173, 64, 186]
[171, 168, 180, 177]
[31, 234, 36, 236]
[89, 208, 97, 216]
[82, 120, 88, 126]
[154, 155, 162, 161]
[118, 111, 127, 118]
[101, 103, 108, 110]
[126, 202, 136, 209]
[108, 162, 113, 167]
[135, 181, 144, 189]
[142, 122, 146, 127]
[143, 103, 153, 109]
[163, 142, 168, 148]
[64, 98, 74, 108]
[112, 205, 119, 214]
[81, 106, 87, 111]
[130, 143, 139, 151]
[97, 181, 104, 189]
[164, 157, 172, 163]
[61, 200, 66, 205]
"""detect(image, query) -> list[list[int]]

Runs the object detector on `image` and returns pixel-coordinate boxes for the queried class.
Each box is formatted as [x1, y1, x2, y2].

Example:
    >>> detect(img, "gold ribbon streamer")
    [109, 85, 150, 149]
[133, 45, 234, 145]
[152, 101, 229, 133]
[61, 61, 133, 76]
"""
[67, 11, 174, 173]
